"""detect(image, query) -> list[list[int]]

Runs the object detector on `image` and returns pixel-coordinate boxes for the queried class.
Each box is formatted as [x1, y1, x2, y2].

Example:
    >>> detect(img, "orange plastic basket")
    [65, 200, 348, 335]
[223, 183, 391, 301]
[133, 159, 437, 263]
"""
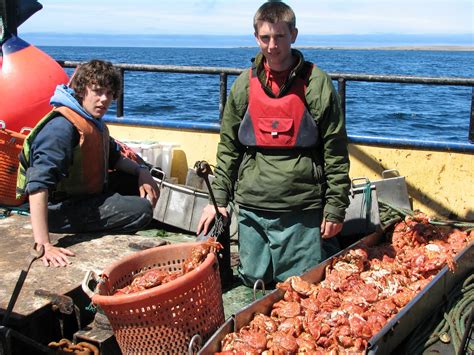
[0, 124, 27, 206]
[84, 242, 225, 354]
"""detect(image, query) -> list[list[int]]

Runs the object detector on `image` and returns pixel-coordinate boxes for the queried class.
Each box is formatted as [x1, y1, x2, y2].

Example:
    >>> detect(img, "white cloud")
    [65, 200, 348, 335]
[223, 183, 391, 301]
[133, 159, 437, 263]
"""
[19, 0, 474, 35]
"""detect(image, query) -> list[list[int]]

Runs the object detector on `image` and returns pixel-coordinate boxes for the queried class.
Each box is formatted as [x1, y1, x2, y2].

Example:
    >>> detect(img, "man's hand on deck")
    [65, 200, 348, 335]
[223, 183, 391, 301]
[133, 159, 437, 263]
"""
[321, 219, 343, 239]
[197, 204, 228, 236]
[41, 243, 75, 267]
[30, 189, 74, 267]
[138, 169, 160, 207]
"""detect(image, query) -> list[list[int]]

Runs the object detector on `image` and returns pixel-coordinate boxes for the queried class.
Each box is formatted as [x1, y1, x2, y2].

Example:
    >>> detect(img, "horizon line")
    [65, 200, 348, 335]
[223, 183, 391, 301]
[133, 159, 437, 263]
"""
[21, 32, 473, 37]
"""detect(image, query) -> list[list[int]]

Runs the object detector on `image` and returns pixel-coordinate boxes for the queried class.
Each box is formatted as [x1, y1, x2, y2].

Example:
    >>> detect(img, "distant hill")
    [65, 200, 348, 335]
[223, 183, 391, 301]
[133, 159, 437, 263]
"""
[20, 33, 474, 49]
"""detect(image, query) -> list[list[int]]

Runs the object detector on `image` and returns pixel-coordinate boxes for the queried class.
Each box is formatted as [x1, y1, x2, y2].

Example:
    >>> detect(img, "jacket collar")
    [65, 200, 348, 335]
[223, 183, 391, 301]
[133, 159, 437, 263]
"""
[253, 49, 306, 97]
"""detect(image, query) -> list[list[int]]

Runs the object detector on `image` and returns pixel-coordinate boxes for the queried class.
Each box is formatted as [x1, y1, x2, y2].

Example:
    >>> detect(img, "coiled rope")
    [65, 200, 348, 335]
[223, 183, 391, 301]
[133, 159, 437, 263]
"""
[405, 274, 474, 354]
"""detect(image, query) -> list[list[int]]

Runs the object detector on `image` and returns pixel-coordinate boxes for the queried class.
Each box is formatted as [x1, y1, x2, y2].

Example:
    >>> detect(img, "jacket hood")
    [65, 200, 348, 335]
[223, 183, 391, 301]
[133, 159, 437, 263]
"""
[50, 84, 105, 131]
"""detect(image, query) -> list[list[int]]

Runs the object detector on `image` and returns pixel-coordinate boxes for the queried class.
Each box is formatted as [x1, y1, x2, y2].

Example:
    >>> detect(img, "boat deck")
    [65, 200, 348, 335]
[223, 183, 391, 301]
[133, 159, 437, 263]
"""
[0, 212, 255, 353]
[1, 213, 471, 354]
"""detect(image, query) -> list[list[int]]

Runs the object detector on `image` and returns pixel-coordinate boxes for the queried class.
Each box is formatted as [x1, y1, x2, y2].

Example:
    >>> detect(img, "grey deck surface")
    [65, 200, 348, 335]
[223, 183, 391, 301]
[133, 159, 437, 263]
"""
[0, 214, 252, 322]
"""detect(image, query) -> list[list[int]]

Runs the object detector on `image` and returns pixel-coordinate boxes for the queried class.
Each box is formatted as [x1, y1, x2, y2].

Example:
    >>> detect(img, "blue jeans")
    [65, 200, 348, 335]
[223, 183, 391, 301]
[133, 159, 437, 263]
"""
[48, 172, 153, 234]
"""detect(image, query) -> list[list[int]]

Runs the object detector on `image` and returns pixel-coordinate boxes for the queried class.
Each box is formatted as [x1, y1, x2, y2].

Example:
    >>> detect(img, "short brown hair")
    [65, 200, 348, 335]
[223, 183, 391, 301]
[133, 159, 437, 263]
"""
[253, 1, 296, 32]
[69, 59, 121, 102]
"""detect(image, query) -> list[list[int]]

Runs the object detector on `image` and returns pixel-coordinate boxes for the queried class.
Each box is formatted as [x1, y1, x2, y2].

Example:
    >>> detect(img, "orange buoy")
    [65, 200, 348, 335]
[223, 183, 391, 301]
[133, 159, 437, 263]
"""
[0, 35, 69, 133]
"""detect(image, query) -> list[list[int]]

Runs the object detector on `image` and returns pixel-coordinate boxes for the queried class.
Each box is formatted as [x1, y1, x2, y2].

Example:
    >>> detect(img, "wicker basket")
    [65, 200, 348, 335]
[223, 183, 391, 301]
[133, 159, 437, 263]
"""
[83, 242, 225, 354]
[0, 123, 27, 206]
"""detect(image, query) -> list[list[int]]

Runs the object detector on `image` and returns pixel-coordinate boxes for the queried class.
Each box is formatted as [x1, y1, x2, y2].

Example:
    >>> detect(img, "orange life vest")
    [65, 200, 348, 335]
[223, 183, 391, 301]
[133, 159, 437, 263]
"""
[16, 106, 110, 198]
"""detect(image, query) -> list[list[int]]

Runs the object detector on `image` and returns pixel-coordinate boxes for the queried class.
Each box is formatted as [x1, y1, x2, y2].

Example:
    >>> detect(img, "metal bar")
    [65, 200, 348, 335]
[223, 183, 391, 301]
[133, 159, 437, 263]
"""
[2, 244, 44, 327]
[59, 61, 243, 76]
[219, 73, 228, 121]
[348, 134, 474, 153]
[469, 87, 474, 143]
[337, 78, 346, 120]
[328, 73, 474, 86]
[57, 61, 474, 86]
[117, 68, 125, 117]
[195, 161, 221, 217]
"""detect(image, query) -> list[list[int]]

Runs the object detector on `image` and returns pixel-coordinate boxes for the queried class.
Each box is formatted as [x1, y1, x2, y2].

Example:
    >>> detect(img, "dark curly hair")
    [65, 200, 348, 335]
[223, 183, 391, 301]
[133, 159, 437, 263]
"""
[69, 59, 121, 102]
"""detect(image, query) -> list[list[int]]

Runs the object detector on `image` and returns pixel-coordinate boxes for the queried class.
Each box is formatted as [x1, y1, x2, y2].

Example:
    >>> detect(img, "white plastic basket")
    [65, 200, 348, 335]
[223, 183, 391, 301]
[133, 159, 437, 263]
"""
[123, 141, 177, 178]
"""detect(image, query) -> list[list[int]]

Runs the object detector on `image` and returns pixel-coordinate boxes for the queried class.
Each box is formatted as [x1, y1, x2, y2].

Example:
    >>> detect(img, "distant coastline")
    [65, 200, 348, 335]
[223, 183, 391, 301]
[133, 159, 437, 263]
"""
[294, 45, 474, 51]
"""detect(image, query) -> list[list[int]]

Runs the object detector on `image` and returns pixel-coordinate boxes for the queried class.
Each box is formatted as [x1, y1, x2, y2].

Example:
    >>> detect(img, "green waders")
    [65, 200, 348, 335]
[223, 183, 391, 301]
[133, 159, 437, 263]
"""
[237, 207, 340, 287]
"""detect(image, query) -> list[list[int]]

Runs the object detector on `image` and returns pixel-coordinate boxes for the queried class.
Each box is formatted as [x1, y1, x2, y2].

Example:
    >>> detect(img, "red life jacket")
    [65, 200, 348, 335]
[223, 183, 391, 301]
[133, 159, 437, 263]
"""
[238, 63, 319, 148]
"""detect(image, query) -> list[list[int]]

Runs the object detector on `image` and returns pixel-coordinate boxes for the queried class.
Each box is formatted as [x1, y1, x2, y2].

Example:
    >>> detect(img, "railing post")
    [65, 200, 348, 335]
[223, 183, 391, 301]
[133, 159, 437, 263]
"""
[470, 87, 474, 143]
[219, 72, 228, 122]
[117, 68, 125, 118]
[337, 78, 346, 121]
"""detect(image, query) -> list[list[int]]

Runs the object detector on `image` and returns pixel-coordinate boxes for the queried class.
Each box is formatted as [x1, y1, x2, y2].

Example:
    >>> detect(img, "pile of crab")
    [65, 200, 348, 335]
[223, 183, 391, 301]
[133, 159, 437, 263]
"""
[218, 212, 472, 354]
[114, 238, 222, 295]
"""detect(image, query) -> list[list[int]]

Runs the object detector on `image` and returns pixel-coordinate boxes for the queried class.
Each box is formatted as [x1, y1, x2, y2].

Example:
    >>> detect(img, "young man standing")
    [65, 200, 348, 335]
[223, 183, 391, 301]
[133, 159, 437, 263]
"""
[198, 2, 350, 286]
[17, 59, 160, 267]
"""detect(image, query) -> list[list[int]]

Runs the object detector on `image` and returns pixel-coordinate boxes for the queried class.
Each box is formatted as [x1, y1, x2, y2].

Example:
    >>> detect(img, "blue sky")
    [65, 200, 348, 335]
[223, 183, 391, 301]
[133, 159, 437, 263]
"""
[20, 0, 474, 36]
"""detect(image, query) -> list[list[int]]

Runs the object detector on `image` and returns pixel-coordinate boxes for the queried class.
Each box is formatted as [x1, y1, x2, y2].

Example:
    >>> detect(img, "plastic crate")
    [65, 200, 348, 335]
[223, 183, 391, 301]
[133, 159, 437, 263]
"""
[122, 141, 177, 179]
[0, 122, 27, 206]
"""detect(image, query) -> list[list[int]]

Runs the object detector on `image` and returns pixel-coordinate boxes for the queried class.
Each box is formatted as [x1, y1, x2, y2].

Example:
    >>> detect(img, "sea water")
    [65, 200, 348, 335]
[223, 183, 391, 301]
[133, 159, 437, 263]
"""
[39, 45, 474, 143]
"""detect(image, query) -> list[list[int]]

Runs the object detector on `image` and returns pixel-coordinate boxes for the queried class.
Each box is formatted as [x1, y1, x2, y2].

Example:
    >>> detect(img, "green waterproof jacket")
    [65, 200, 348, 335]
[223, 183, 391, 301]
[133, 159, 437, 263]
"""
[212, 49, 350, 222]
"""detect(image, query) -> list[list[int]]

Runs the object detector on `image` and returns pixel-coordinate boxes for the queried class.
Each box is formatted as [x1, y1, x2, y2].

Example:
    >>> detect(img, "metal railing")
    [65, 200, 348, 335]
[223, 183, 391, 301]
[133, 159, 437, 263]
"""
[58, 61, 474, 150]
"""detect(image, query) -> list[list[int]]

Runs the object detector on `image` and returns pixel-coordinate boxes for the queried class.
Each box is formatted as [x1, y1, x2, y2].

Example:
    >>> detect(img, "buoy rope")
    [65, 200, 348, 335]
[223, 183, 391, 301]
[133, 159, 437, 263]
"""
[377, 199, 409, 226]
[405, 274, 474, 354]
[377, 199, 474, 230]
